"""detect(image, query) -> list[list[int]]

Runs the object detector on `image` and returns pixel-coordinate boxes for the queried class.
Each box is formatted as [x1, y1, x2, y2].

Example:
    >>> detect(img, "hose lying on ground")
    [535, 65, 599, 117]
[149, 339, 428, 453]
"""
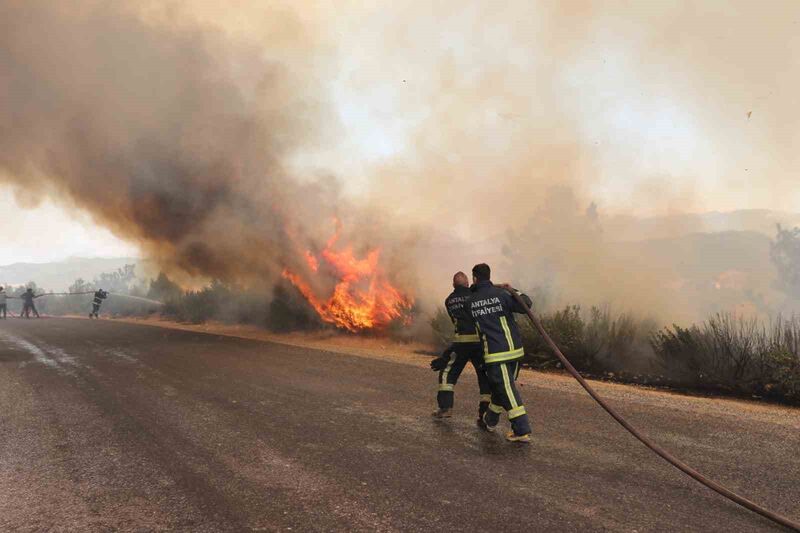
[507, 290, 800, 531]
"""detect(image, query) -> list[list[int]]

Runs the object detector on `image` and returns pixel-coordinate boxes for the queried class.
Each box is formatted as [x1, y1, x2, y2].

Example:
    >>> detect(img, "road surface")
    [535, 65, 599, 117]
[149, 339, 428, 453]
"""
[0, 318, 797, 531]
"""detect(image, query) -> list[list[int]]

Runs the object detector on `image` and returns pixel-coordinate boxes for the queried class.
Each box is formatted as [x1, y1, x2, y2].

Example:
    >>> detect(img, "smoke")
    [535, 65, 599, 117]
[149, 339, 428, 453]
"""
[332, 0, 800, 322]
[0, 0, 351, 289]
[2, 1, 800, 327]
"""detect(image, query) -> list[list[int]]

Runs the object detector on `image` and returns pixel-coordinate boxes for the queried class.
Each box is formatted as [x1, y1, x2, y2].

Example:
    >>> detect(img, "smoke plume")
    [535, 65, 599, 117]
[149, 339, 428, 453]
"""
[3, 1, 800, 327]
[0, 1, 351, 288]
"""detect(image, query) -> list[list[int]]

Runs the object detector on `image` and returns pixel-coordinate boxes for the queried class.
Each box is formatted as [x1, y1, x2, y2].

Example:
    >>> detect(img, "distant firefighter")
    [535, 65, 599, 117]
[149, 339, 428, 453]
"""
[20, 288, 41, 319]
[0, 286, 7, 319]
[90, 289, 108, 319]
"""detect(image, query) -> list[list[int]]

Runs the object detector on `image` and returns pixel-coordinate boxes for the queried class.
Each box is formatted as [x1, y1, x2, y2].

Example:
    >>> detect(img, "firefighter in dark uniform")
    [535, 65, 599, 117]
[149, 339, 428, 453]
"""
[467, 263, 533, 443]
[0, 286, 7, 319]
[90, 289, 108, 318]
[20, 288, 41, 319]
[430, 272, 492, 422]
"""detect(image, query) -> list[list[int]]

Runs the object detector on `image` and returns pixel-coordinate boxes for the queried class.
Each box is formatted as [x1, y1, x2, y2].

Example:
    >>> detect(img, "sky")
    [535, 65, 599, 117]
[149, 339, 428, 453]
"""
[0, 187, 139, 265]
[2, 0, 800, 265]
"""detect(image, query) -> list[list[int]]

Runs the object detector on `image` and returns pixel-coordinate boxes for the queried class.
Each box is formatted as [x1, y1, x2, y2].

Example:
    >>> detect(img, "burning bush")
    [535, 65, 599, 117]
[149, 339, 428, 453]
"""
[281, 219, 414, 333]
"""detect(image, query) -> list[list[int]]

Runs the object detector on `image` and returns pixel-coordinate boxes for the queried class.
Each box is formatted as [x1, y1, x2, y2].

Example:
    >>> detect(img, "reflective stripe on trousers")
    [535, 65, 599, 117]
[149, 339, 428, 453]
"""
[436, 343, 491, 410]
[482, 361, 531, 436]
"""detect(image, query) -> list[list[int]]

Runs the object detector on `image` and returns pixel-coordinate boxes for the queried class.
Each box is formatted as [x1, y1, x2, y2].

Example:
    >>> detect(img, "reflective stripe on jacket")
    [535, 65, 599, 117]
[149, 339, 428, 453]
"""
[467, 281, 531, 364]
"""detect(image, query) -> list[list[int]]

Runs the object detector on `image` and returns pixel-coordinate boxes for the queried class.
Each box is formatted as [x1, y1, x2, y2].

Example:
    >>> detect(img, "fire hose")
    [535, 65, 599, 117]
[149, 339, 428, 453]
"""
[33, 291, 163, 305]
[507, 290, 800, 531]
[7, 292, 164, 309]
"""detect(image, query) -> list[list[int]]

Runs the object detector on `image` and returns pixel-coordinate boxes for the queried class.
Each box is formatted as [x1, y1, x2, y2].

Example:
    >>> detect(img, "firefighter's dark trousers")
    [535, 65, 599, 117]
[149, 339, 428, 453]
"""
[483, 360, 531, 436]
[0, 304, 6, 319]
[437, 343, 491, 416]
[91, 303, 101, 317]
[21, 303, 39, 318]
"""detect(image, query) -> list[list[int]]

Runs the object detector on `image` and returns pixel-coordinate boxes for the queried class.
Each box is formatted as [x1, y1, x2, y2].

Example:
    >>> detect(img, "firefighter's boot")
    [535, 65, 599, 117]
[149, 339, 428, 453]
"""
[506, 431, 531, 443]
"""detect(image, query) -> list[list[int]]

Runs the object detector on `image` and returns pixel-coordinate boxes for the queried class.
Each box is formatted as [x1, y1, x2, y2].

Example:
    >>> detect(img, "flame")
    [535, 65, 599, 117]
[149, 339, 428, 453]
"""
[282, 221, 413, 332]
[304, 250, 319, 272]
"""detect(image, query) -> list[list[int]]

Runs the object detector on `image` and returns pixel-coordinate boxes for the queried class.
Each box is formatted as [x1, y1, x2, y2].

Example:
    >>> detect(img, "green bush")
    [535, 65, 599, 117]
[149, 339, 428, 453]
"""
[650, 313, 800, 402]
[518, 305, 655, 371]
[158, 280, 278, 327]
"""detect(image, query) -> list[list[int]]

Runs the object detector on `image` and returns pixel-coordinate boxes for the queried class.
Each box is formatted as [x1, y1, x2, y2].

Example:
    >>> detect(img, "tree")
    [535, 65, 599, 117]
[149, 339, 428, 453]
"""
[69, 278, 94, 294]
[94, 264, 137, 294]
[147, 272, 182, 302]
[770, 224, 800, 300]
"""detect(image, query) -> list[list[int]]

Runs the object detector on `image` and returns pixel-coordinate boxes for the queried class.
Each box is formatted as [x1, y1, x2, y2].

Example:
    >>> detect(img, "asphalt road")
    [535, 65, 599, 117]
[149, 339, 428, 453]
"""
[0, 318, 798, 532]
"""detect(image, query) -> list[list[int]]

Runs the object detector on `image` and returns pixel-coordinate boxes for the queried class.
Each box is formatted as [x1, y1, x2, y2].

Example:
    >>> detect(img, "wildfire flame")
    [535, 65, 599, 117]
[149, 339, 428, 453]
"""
[282, 221, 414, 332]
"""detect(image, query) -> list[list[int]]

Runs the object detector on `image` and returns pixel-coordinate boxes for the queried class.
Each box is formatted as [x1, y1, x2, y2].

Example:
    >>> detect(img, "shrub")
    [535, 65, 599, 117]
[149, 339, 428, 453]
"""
[650, 313, 800, 401]
[266, 284, 319, 332]
[532, 305, 592, 368]
[429, 307, 455, 347]
[518, 305, 655, 371]
[158, 281, 277, 327]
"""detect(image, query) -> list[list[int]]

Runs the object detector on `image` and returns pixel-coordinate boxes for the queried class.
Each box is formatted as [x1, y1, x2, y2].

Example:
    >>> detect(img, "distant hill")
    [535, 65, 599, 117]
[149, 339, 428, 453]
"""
[609, 230, 773, 281]
[0, 257, 141, 291]
[603, 209, 800, 242]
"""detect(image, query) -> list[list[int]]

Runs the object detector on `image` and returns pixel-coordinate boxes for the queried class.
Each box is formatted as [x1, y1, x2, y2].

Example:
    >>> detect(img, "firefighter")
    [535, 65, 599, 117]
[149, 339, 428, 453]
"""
[90, 289, 108, 318]
[0, 286, 6, 319]
[430, 272, 492, 423]
[467, 263, 533, 443]
[20, 288, 41, 319]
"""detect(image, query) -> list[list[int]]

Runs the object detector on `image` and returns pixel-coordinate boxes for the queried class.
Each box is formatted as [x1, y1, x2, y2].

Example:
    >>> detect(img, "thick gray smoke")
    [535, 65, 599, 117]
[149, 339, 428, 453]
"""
[0, 1, 359, 289]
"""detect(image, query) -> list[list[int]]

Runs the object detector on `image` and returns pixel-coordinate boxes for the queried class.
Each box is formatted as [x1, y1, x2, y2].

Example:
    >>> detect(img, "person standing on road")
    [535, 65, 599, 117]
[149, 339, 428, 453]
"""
[467, 263, 533, 443]
[0, 287, 7, 319]
[430, 272, 492, 423]
[20, 288, 41, 319]
[90, 289, 108, 318]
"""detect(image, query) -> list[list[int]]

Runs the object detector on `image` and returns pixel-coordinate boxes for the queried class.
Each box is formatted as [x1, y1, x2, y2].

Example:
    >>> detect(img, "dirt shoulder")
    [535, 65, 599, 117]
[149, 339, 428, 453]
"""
[107, 316, 799, 429]
[110, 316, 436, 366]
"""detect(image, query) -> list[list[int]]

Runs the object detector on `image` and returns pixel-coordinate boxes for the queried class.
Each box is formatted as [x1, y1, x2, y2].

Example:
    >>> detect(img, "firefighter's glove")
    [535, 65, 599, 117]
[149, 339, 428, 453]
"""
[430, 357, 449, 371]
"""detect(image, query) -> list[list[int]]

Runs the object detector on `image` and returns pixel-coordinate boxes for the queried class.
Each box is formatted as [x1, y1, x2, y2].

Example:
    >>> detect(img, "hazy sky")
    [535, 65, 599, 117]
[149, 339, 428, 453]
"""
[3, 1, 800, 265]
[0, 186, 139, 265]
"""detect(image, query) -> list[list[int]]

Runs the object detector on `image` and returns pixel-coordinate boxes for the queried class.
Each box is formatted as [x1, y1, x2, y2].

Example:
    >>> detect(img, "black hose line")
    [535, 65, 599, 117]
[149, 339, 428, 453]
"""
[508, 290, 799, 531]
[30, 292, 164, 305]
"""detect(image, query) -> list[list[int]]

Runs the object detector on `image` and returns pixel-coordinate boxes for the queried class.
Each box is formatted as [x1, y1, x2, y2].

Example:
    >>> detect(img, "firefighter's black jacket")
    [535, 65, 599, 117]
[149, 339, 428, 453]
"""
[467, 280, 532, 364]
[444, 285, 480, 343]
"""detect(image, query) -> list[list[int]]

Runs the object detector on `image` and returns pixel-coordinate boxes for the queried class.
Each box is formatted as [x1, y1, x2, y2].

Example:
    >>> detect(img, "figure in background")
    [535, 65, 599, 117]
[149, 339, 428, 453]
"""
[0, 286, 7, 319]
[20, 288, 41, 319]
[90, 289, 108, 318]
